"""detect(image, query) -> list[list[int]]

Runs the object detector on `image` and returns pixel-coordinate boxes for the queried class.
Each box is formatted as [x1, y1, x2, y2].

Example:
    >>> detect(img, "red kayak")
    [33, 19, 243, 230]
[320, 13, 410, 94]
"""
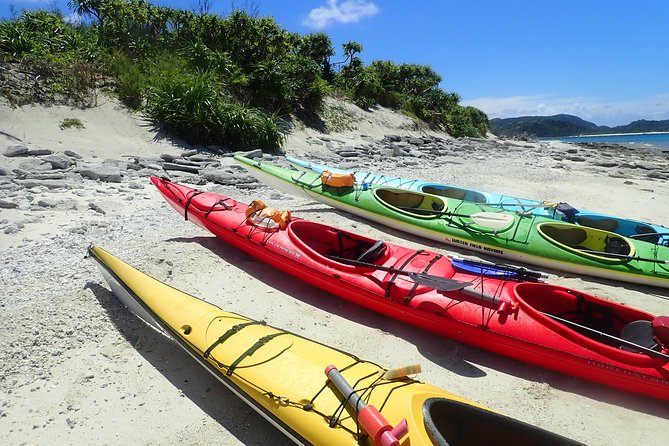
[151, 176, 669, 401]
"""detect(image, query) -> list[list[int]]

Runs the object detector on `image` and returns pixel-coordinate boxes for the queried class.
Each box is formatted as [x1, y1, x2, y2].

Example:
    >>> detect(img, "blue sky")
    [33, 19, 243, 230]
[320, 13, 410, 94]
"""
[2, 0, 668, 126]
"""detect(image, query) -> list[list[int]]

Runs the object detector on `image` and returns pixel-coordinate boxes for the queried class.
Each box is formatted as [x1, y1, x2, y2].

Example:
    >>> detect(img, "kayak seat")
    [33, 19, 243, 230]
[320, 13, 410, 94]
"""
[356, 240, 387, 263]
[604, 236, 631, 255]
[652, 316, 669, 348]
[620, 320, 658, 351]
[576, 216, 619, 232]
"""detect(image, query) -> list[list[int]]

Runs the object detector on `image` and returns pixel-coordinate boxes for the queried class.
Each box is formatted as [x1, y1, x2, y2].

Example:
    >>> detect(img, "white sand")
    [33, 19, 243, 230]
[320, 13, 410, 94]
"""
[1, 97, 668, 445]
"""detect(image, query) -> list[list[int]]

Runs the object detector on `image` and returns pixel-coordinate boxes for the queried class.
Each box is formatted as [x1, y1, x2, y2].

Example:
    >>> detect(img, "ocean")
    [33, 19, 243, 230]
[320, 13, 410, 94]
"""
[542, 132, 669, 151]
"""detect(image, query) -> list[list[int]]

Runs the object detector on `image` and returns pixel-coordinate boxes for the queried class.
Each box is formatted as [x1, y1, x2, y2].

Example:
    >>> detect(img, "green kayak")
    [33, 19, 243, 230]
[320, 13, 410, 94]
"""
[235, 155, 669, 289]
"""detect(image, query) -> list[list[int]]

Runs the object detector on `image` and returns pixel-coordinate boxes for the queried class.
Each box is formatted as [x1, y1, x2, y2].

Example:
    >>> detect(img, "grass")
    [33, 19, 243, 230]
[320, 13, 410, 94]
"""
[60, 117, 85, 130]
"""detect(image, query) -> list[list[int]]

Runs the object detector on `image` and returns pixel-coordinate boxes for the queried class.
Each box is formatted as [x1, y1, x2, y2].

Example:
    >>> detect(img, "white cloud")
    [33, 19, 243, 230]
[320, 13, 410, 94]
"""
[64, 13, 83, 25]
[303, 0, 379, 29]
[462, 94, 669, 127]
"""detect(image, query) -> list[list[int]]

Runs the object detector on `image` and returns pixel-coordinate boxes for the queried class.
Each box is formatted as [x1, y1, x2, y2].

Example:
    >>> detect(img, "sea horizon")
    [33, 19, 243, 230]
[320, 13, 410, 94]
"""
[542, 132, 669, 150]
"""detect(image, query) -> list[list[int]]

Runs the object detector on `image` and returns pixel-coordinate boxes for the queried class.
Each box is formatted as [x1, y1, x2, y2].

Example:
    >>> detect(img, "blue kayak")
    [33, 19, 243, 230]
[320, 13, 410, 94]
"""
[286, 156, 669, 245]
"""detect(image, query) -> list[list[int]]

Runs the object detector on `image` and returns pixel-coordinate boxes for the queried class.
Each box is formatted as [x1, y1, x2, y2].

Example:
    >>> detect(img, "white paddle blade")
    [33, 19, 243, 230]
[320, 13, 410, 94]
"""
[470, 212, 515, 230]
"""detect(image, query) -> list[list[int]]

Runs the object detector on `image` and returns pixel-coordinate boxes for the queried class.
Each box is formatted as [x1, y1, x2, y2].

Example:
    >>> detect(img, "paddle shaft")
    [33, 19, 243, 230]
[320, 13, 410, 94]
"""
[328, 255, 471, 292]
[577, 249, 668, 264]
[544, 313, 669, 360]
[628, 232, 669, 239]
[485, 202, 557, 209]
[452, 257, 546, 282]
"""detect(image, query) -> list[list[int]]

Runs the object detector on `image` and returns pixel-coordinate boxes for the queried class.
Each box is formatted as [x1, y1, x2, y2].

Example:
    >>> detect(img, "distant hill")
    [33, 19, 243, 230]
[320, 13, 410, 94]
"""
[489, 114, 669, 138]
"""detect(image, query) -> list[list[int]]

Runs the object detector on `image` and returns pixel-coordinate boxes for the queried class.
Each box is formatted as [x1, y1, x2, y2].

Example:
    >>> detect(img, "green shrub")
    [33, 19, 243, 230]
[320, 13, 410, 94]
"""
[144, 70, 284, 149]
[447, 105, 490, 138]
[106, 50, 144, 108]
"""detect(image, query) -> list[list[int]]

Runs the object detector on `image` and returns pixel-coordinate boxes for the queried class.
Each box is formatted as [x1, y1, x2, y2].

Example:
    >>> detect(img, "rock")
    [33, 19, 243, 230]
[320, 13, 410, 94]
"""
[79, 166, 123, 183]
[233, 149, 263, 159]
[88, 203, 106, 215]
[591, 159, 618, 168]
[566, 155, 586, 162]
[635, 162, 661, 170]
[4, 224, 19, 234]
[566, 148, 578, 154]
[44, 154, 74, 170]
[13, 179, 71, 189]
[0, 199, 18, 209]
[338, 151, 360, 158]
[171, 158, 205, 167]
[160, 154, 178, 162]
[17, 158, 52, 172]
[37, 199, 58, 208]
[407, 137, 425, 146]
[26, 148, 53, 156]
[4, 145, 29, 157]
[21, 171, 67, 180]
[200, 167, 254, 185]
[64, 150, 83, 159]
[162, 163, 200, 174]
[0, 166, 7, 176]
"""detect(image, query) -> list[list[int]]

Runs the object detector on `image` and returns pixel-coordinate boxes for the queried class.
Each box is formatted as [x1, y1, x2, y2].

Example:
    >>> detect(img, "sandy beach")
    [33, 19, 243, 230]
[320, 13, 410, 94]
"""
[1, 96, 669, 445]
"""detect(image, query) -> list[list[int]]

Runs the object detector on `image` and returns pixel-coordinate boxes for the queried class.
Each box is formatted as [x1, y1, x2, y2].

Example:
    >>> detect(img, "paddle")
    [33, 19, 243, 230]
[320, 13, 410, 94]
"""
[484, 201, 558, 209]
[543, 313, 669, 361]
[451, 257, 547, 282]
[395, 206, 514, 230]
[328, 255, 472, 292]
[333, 256, 667, 358]
[330, 255, 515, 311]
[576, 249, 669, 264]
[628, 232, 669, 239]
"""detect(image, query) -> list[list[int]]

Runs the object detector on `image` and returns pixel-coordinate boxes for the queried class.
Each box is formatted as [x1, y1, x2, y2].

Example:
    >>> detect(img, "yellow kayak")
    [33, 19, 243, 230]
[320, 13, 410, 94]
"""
[89, 245, 581, 446]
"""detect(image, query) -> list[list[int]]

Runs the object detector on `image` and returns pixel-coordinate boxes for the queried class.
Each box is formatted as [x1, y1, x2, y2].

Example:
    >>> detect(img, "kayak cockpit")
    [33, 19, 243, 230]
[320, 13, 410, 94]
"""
[287, 220, 388, 268]
[374, 188, 447, 218]
[422, 398, 580, 445]
[420, 184, 488, 204]
[537, 222, 635, 261]
[513, 283, 669, 356]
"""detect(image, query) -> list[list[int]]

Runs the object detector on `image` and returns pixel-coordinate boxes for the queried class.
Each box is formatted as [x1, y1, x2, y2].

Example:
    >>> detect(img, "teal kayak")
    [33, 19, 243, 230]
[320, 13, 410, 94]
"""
[286, 156, 669, 245]
[236, 155, 669, 289]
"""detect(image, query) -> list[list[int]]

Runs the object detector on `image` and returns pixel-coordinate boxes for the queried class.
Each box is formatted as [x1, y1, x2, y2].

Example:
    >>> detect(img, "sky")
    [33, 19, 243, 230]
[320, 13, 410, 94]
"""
[2, 0, 668, 126]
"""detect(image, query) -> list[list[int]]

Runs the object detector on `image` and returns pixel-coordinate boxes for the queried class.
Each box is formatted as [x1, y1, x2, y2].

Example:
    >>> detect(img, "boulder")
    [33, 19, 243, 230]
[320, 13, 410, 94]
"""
[0, 199, 18, 209]
[26, 148, 53, 156]
[64, 150, 83, 159]
[44, 153, 74, 170]
[79, 165, 123, 183]
[4, 145, 29, 157]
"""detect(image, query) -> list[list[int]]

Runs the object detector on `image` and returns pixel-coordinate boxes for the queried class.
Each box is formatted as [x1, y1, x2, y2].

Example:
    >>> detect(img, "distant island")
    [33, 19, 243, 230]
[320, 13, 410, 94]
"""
[489, 114, 669, 138]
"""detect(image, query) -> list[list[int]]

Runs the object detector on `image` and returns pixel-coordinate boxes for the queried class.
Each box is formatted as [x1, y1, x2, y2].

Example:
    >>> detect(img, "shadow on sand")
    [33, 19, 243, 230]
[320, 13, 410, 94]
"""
[85, 281, 294, 445]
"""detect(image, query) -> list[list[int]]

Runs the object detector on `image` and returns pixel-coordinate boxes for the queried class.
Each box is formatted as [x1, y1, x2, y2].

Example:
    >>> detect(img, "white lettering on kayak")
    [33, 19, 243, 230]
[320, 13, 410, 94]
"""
[587, 360, 669, 385]
[448, 238, 504, 255]
[266, 240, 302, 259]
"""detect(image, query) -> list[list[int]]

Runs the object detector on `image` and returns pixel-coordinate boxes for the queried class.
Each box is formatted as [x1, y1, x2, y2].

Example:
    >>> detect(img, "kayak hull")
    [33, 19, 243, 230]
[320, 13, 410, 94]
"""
[150, 176, 669, 401]
[90, 245, 582, 445]
[286, 156, 669, 242]
[236, 156, 669, 289]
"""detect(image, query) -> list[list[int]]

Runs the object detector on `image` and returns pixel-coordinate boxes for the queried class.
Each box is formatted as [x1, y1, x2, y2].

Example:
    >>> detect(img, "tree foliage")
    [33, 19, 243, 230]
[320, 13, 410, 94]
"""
[1, 0, 489, 148]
